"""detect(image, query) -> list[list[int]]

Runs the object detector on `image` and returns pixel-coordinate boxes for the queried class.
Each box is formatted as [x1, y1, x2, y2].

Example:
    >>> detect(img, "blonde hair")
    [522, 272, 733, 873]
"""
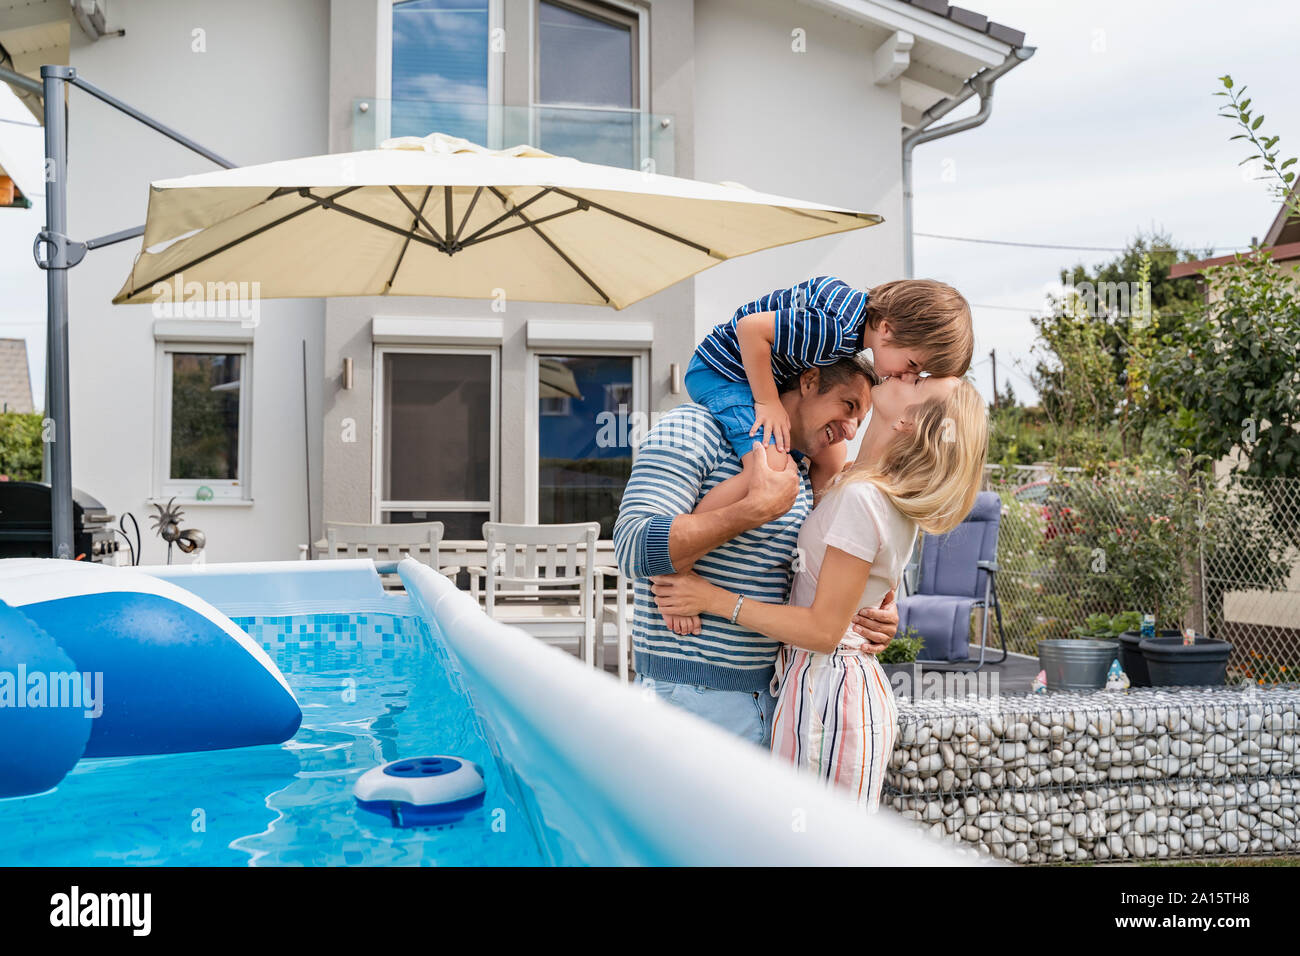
[867, 279, 974, 377]
[836, 379, 988, 535]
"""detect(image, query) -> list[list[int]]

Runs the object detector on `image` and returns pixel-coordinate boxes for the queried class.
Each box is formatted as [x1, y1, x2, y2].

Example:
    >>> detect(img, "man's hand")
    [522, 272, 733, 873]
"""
[742, 441, 798, 525]
[851, 588, 899, 654]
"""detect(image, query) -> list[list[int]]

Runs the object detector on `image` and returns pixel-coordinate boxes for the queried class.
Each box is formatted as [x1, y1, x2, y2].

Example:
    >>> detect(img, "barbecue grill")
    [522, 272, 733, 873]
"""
[0, 481, 119, 561]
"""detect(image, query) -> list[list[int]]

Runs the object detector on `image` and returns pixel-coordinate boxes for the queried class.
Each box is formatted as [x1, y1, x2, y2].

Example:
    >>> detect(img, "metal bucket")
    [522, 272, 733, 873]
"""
[1037, 639, 1120, 691]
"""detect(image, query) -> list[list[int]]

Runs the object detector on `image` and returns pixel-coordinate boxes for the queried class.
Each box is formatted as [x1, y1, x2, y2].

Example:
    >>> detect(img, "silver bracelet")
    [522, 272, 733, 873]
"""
[729, 594, 746, 625]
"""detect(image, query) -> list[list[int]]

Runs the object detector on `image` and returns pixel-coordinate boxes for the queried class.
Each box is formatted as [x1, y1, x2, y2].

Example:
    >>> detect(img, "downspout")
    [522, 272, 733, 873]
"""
[902, 45, 1036, 278]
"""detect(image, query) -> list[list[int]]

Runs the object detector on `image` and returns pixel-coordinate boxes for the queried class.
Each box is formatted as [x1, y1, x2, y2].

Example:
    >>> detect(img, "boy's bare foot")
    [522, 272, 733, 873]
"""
[661, 613, 702, 636]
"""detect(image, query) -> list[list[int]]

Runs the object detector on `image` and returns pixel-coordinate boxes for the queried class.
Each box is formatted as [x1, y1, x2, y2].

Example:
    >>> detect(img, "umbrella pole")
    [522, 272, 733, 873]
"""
[302, 340, 313, 560]
[28, 64, 238, 559]
[42, 66, 74, 559]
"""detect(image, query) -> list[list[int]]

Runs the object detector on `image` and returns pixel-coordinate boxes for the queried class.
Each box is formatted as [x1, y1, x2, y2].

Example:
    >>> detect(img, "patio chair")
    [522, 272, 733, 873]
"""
[319, 521, 445, 578]
[482, 521, 602, 665]
[595, 565, 634, 681]
[896, 491, 1006, 669]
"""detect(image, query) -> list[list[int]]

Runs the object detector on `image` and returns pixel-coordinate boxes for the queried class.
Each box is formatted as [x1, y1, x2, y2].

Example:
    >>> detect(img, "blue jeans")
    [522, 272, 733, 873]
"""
[637, 674, 775, 748]
[685, 354, 804, 464]
[684, 354, 774, 463]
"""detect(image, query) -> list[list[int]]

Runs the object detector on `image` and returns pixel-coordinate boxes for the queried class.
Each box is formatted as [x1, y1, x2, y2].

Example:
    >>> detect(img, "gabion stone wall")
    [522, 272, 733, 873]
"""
[886, 687, 1300, 863]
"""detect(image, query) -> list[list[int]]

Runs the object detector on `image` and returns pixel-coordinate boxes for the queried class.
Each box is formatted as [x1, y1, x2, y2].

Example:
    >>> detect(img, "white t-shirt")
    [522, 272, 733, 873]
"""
[788, 479, 917, 646]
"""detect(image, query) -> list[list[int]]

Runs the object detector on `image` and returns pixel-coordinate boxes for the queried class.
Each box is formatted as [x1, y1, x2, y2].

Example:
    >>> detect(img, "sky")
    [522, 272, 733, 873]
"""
[909, 0, 1300, 404]
[2, 1, 1299, 406]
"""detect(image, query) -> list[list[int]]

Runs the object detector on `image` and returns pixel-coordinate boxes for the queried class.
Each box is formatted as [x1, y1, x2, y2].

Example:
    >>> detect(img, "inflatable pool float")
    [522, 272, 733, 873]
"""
[0, 599, 94, 798]
[0, 559, 301, 760]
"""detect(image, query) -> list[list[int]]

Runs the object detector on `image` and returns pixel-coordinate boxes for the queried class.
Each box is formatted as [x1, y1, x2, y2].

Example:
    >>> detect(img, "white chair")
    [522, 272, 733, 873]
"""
[482, 521, 602, 665]
[596, 566, 634, 681]
[319, 521, 445, 578]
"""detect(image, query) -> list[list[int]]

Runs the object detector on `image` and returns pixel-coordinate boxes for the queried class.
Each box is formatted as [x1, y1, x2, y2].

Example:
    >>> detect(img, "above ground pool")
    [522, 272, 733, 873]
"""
[0, 558, 961, 867]
[0, 600, 541, 865]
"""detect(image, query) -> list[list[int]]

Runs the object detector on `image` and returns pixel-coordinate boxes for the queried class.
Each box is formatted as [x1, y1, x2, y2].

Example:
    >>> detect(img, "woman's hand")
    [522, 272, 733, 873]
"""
[650, 571, 724, 618]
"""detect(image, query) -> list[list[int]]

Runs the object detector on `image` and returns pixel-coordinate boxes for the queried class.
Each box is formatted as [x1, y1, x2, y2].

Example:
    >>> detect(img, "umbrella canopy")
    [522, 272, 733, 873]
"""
[538, 357, 583, 400]
[114, 133, 882, 310]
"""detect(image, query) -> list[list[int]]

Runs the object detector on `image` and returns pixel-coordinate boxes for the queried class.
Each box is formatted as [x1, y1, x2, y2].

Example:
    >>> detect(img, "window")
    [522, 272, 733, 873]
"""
[377, 348, 497, 537]
[157, 345, 251, 500]
[536, 353, 640, 537]
[537, 0, 637, 109]
[392, 0, 491, 142]
[535, 0, 644, 168]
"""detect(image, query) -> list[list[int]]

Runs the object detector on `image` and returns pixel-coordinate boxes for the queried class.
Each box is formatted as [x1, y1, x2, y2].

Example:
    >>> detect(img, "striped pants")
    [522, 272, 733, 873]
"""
[770, 644, 899, 811]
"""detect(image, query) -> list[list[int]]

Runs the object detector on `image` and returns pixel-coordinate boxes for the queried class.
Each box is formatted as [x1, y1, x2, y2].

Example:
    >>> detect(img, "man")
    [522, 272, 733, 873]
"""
[613, 354, 899, 746]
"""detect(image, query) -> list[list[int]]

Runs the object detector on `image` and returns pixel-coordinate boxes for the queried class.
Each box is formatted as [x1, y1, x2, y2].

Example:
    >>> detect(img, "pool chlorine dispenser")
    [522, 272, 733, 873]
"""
[355, 756, 487, 827]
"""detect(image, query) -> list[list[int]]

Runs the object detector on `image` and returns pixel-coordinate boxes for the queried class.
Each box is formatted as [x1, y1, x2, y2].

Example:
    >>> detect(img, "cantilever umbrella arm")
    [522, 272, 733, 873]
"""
[29, 64, 237, 559]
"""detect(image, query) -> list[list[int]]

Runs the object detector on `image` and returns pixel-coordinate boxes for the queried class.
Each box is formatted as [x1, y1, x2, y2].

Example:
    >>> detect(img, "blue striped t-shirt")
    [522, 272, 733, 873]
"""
[695, 275, 871, 386]
[612, 403, 812, 692]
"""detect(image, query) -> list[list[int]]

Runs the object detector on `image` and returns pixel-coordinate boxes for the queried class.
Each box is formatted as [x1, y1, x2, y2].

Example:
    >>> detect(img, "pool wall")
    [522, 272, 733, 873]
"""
[145, 558, 967, 866]
[395, 558, 967, 866]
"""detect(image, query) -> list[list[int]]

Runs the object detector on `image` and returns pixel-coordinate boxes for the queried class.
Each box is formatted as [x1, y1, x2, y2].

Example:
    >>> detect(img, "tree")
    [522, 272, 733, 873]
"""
[1029, 235, 1206, 462]
[1150, 248, 1300, 478]
[1150, 76, 1300, 480]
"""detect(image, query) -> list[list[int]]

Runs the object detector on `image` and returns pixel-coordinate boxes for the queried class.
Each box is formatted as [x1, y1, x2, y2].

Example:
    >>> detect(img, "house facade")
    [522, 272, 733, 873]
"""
[0, 0, 1025, 563]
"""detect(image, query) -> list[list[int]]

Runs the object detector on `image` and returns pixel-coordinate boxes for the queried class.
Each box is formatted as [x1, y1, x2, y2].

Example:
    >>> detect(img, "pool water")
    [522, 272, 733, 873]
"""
[0, 606, 545, 866]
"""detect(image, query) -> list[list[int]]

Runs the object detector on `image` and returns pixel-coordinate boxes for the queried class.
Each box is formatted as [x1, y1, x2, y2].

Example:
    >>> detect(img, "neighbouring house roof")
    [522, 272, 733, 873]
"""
[1169, 240, 1300, 279]
[0, 338, 34, 413]
[1171, 184, 1300, 279]
[1263, 185, 1300, 247]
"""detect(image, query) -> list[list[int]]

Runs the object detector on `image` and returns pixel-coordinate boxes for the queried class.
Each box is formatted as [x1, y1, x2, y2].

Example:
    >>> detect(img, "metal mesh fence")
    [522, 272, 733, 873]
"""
[981, 465, 1300, 681]
[886, 686, 1300, 862]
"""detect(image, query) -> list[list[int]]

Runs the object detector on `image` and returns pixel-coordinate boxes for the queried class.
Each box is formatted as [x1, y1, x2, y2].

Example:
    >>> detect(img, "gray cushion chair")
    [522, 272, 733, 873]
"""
[897, 491, 1006, 669]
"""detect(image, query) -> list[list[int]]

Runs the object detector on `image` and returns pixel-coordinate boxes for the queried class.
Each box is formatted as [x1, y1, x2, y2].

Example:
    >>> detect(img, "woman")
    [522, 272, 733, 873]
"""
[651, 374, 988, 809]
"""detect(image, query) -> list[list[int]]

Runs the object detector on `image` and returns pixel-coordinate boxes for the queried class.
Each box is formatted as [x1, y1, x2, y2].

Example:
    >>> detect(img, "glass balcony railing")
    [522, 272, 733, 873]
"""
[353, 98, 674, 176]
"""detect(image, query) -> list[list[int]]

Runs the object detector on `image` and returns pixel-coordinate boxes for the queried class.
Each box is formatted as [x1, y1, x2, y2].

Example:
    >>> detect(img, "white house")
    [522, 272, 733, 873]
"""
[0, 0, 1028, 563]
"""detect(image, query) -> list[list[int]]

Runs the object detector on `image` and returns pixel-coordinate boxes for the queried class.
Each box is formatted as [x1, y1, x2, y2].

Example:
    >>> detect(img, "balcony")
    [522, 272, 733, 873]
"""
[353, 99, 674, 176]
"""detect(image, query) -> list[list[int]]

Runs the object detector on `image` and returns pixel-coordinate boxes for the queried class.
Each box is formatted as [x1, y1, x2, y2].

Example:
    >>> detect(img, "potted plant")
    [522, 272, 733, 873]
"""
[1139, 631, 1233, 686]
[1104, 611, 1164, 687]
[1037, 612, 1124, 691]
[880, 627, 924, 696]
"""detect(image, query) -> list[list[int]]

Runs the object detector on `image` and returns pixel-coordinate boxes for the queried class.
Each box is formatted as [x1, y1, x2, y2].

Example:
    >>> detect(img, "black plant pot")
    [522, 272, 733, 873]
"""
[882, 661, 922, 697]
[1139, 634, 1232, 686]
[1118, 629, 1183, 687]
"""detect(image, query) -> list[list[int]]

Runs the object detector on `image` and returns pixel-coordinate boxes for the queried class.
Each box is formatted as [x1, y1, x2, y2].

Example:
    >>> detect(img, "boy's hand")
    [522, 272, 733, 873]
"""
[750, 401, 791, 454]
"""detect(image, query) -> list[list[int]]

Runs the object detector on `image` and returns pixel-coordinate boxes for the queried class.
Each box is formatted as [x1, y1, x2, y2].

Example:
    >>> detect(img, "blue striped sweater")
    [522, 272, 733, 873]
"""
[612, 403, 812, 692]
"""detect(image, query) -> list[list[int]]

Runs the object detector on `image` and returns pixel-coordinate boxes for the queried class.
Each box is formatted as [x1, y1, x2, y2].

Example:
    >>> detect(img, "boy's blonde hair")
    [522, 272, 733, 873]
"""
[866, 279, 974, 377]
[837, 379, 987, 535]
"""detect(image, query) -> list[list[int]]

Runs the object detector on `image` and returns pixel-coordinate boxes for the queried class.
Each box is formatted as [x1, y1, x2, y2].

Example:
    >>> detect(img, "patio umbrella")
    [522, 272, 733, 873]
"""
[113, 133, 882, 310]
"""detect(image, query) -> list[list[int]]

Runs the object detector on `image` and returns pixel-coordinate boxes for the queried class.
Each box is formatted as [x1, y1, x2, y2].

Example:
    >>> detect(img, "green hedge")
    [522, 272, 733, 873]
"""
[0, 412, 43, 482]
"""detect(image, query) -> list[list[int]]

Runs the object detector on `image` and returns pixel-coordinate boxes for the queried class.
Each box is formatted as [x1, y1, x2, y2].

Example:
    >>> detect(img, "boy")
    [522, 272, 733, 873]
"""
[661, 275, 973, 634]
[690, 275, 974, 499]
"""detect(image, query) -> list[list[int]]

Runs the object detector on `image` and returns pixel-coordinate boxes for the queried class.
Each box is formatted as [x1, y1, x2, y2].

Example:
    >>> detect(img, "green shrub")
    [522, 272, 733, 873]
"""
[879, 626, 925, 664]
[0, 413, 43, 482]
